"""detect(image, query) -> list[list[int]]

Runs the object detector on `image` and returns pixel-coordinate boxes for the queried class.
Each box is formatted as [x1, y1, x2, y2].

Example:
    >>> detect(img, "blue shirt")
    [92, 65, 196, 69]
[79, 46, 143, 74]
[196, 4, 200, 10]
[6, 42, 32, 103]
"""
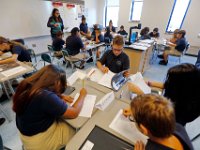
[91, 31, 104, 43]
[16, 90, 68, 136]
[11, 45, 31, 62]
[65, 35, 84, 56]
[175, 37, 187, 52]
[80, 23, 88, 34]
[52, 38, 65, 51]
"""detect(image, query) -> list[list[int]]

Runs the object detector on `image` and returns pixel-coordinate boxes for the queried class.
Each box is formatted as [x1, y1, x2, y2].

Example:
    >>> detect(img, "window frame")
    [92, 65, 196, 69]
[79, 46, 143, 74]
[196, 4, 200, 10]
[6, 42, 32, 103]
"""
[129, 0, 144, 22]
[166, 0, 192, 33]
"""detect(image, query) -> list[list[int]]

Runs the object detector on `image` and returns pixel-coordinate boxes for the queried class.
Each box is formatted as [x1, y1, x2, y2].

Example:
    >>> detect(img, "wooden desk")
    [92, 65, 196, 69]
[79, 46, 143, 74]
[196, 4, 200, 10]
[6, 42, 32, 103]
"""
[123, 45, 153, 74]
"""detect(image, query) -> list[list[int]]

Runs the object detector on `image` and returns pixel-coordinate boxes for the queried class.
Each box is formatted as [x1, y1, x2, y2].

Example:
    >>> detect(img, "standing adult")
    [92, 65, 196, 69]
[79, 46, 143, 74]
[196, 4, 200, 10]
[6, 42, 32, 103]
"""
[47, 8, 64, 39]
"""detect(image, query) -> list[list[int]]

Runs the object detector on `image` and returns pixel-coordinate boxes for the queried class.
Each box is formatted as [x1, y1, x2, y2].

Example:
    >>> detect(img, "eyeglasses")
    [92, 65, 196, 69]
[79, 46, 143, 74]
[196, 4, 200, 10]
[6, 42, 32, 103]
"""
[128, 115, 136, 122]
[112, 47, 123, 52]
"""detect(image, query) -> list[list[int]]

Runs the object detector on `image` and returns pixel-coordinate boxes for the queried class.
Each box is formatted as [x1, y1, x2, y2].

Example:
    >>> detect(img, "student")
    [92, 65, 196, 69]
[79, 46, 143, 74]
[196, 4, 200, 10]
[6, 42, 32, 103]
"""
[47, 8, 64, 39]
[91, 26, 104, 58]
[159, 30, 187, 65]
[128, 63, 200, 126]
[104, 28, 113, 43]
[124, 94, 194, 150]
[140, 27, 151, 40]
[149, 28, 160, 38]
[52, 31, 65, 57]
[106, 20, 116, 33]
[117, 25, 128, 37]
[97, 35, 130, 76]
[13, 65, 87, 150]
[79, 16, 91, 39]
[169, 29, 180, 44]
[0, 38, 31, 64]
[65, 27, 89, 69]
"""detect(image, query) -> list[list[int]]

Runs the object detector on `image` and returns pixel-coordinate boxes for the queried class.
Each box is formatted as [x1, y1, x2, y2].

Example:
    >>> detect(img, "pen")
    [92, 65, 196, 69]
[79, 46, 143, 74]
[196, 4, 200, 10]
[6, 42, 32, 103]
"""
[89, 70, 95, 78]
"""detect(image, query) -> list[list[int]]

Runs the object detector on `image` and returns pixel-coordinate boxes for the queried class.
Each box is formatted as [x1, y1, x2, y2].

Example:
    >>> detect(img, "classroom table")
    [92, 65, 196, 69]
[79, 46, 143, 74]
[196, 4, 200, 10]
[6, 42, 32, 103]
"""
[65, 79, 112, 130]
[65, 100, 135, 150]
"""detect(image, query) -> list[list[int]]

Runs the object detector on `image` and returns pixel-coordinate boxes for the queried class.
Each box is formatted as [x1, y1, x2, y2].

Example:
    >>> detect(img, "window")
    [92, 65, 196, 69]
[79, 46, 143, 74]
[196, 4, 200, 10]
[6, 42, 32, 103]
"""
[105, 0, 119, 27]
[166, 0, 191, 33]
[130, 0, 144, 21]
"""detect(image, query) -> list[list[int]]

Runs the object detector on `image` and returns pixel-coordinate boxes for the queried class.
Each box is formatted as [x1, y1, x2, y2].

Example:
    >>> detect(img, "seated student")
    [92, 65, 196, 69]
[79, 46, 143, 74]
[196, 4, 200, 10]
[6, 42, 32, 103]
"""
[79, 15, 91, 39]
[104, 28, 113, 43]
[97, 35, 130, 76]
[149, 27, 160, 38]
[13, 65, 87, 150]
[169, 29, 180, 44]
[52, 31, 65, 57]
[117, 25, 128, 37]
[65, 27, 89, 69]
[140, 27, 151, 40]
[91, 25, 104, 58]
[128, 63, 200, 126]
[0, 37, 31, 64]
[159, 30, 187, 65]
[106, 20, 116, 33]
[124, 94, 194, 150]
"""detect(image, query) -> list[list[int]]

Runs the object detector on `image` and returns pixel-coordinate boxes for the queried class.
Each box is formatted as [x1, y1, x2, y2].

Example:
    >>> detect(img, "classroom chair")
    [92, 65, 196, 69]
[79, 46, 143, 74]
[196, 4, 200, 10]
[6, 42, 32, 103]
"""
[41, 53, 52, 66]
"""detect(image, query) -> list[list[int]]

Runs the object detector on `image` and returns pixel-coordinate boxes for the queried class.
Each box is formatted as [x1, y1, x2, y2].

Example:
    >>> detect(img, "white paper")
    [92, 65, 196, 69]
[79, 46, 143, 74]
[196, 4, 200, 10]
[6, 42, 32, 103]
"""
[0, 52, 12, 60]
[129, 72, 151, 94]
[129, 45, 148, 51]
[98, 71, 115, 88]
[1, 66, 26, 77]
[139, 39, 154, 44]
[109, 109, 148, 144]
[81, 140, 94, 150]
[95, 91, 114, 111]
[71, 93, 96, 118]
[67, 70, 86, 86]
[86, 68, 104, 82]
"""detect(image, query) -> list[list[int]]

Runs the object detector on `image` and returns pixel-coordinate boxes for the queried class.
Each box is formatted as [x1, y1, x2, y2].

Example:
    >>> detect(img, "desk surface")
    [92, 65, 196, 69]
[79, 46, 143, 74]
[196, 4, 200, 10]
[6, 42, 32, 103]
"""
[0, 61, 34, 82]
[66, 100, 131, 150]
[65, 79, 112, 129]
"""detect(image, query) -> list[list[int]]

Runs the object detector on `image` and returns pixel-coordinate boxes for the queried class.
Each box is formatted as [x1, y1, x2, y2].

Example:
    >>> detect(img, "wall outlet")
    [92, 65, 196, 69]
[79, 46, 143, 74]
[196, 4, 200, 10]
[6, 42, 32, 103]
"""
[32, 44, 36, 47]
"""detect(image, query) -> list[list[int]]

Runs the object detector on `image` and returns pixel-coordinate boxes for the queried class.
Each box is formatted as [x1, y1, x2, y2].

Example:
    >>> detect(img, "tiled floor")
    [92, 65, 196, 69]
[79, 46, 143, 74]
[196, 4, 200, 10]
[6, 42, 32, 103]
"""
[0, 36, 200, 149]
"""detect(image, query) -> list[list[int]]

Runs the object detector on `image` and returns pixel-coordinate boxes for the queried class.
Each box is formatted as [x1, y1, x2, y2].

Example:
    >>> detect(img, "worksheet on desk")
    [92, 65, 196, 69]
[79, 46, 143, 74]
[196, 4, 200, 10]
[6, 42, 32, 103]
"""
[98, 71, 115, 89]
[109, 109, 148, 144]
[87, 68, 104, 82]
[67, 70, 86, 86]
[70, 93, 96, 118]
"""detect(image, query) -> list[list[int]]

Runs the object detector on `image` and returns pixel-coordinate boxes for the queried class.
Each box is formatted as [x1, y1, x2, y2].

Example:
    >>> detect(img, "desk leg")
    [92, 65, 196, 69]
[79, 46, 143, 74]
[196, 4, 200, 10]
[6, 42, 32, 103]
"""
[1, 82, 11, 100]
[6, 81, 15, 95]
[0, 104, 11, 122]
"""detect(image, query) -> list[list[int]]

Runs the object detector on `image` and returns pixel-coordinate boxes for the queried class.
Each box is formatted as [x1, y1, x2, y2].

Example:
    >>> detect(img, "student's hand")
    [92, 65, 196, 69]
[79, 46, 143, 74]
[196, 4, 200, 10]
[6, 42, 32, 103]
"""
[123, 108, 132, 117]
[135, 141, 145, 150]
[61, 95, 74, 103]
[54, 24, 59, 27]
[80, 88, 87, 97]
[101, 66, 109, 73]
[123, 71, 130, 78]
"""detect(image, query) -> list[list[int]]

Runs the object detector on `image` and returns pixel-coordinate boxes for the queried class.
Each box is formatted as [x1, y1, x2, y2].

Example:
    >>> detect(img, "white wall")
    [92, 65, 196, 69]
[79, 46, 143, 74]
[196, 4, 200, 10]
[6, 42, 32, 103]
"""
[98, 0, 200, 47]
[84, 0, 97, 27]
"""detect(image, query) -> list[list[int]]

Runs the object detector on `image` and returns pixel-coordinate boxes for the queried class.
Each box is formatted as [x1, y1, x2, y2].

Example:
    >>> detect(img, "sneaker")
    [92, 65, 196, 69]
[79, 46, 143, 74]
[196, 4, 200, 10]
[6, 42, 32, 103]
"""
[0, 118, 5, 126]
[86, 58, 93, 63]
[159, 60, 168, 65]
[158, 55, 164, 59]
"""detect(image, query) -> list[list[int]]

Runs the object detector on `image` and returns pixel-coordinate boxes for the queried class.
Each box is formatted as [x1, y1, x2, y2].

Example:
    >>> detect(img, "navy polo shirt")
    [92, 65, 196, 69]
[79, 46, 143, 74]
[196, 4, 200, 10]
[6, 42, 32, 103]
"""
[99, 50, 130, 73]
[117, 30, 128, 36]
[65, 35, 84, 56]
[80, 23, 88, 34]
[175, 37, 187, 52]
[16, 90, 68, 136]
[91, 31, 104, 43]
[52, 38, 65, 51]
[11, 45, 31, 62]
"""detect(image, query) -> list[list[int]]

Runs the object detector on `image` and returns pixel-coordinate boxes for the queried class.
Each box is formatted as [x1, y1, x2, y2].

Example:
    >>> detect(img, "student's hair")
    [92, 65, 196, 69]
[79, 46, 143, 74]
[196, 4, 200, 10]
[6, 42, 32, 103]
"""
[71, 27, 80, 36]
[178, 30, 186, 38]
[140, 27, 150, 36]
[164, 63, 200, 123]
[109, 20, 113, 25]
[51, 8, 62, 22]
[13, 65, 66, 115]
[113, 35, 124, 46]
[56, 31, 63, 37]
[120, 25, 124, 29]
[153, 28, 159, 32]
[0, 37, 26, 50]
[131, 94, 175, 138]
[82, 15, 86, 21]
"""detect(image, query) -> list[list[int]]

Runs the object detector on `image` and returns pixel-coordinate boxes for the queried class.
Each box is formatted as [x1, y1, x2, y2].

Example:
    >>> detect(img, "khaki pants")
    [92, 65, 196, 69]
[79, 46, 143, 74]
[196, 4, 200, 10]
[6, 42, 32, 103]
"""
[164, 47, 182, 56]
[20, 121, 75, 150]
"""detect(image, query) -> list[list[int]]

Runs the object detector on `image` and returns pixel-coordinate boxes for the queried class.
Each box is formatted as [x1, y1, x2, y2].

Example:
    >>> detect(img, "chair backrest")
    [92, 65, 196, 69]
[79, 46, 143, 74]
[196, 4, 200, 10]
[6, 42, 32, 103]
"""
[47, 45, 55, 53]
[41, 53, 51, 63]
[61, 49, 70, 57]
[27, 49, 37, 63]
[183, 43, 190, 55]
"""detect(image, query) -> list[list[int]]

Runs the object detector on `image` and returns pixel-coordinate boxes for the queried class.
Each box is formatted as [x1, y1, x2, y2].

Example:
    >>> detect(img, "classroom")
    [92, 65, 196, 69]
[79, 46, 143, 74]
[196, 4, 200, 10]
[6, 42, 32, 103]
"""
[0, 0, 200, 149]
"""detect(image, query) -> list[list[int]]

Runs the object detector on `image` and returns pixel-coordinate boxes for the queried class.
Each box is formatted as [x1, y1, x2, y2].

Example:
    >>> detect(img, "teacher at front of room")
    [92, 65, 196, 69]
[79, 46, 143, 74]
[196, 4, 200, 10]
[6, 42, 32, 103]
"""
[47, 8, 64, 40]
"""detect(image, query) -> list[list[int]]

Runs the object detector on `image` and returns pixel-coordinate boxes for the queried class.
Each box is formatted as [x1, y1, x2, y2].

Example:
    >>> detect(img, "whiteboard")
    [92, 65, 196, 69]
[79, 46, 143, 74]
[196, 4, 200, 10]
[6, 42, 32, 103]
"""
[0, 0, 82, 39]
